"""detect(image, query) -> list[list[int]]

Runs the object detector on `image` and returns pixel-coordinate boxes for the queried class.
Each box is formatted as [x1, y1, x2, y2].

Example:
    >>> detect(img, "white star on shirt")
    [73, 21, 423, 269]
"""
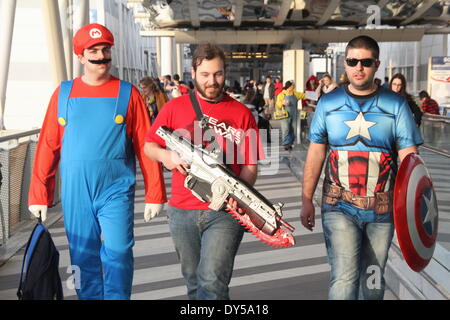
[344, 112, 376, 140]
[423, 191, 437, 234]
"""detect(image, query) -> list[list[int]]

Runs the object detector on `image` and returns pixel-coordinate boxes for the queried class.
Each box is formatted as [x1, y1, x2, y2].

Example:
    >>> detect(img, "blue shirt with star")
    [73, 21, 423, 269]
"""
[309, 85, 424, 222]
[309, 85, 423, 155]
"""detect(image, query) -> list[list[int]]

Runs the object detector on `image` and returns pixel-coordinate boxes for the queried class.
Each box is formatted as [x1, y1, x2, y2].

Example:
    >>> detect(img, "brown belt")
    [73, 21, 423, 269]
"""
[322, 182, 393, 215]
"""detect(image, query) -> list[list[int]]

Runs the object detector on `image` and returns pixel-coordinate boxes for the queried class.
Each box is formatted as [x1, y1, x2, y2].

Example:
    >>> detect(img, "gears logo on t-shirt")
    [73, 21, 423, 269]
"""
[206, 115, 242, 144]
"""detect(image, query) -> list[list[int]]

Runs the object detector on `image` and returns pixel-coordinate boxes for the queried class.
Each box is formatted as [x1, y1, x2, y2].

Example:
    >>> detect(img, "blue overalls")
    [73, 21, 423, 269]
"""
[58, 80, 136, 300]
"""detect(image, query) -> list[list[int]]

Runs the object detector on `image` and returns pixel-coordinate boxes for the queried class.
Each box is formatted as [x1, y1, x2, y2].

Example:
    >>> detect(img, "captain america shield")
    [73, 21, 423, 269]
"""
[394, 153, 439, 272]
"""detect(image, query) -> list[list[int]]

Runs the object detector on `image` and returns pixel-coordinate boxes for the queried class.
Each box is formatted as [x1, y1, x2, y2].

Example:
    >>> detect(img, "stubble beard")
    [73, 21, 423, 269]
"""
[194, 78, 224, 102]
[349, 76, 376, 92]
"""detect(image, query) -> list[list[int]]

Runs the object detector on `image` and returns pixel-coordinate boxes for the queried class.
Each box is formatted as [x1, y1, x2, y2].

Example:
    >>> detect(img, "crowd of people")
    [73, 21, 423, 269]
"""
[138, 66, 442, 150]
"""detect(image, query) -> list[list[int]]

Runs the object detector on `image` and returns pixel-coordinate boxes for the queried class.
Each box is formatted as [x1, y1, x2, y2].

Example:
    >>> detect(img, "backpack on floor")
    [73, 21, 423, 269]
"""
[17, 220, 64, 300]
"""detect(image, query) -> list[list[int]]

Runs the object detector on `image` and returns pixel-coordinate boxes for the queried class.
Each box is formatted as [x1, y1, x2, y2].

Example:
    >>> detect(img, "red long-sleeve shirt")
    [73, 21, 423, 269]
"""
[421, 97, 440, 115]
[28, 76, 167, 207]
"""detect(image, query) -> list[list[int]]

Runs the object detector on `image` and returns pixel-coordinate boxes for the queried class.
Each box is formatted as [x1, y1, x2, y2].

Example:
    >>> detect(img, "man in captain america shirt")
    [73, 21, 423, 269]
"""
[28, 23, 167, 300]
[300, 35, 423, 300]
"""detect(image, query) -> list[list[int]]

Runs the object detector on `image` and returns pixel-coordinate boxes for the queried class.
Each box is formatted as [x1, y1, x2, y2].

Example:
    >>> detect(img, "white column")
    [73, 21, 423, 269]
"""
[156, 37, 162, 77]
[443, 34, 448, 56]
[283, 49, 308, 92]
[0, 0, 17, 130]
[283, 48, 309, 146]
[290, 37, 303, 50]
[118, 0, 124, 79]
[59, 0, 73, 79]
[176, 43, 184, 77]
[160, 36, 174, 77]
[332, 51, 337, 80]
[413, 41, 420, 94]
[41, 0, 68, 86]
[96, 0, 106, 25]
[171, 37, 177, 76]
[73, 0, 90, 78]
[387, 58, 393, 81]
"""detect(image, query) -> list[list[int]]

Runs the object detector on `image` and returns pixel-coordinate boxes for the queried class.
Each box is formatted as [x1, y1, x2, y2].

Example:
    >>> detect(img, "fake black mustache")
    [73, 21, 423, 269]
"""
[88, 58, 112, 65]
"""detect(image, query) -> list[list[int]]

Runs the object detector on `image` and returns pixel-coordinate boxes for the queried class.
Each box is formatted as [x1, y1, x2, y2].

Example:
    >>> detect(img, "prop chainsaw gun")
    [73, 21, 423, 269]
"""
[156, 126, 295, 248]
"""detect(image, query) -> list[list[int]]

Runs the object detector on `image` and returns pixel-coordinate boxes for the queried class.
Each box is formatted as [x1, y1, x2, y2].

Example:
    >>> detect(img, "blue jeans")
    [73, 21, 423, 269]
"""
[280, 105, 298, 147]
[321, 206, 394, 300]
[167, 206, 244, 300]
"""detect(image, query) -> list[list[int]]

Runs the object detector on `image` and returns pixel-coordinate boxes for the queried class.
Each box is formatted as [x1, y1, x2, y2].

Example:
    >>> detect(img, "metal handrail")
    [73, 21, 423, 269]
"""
[422, 145, 450, 158]
[421, 113, 450, 155]
[422, 113, 450, 123]
[0, 128, 42, 244]
[0, 129, 40, 143]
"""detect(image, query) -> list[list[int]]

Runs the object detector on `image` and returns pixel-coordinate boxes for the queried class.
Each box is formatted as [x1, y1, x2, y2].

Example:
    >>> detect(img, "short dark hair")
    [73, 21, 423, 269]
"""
[283, 81, 294, 90]
[345, 35, 380, 60]
[419, 90, 430, 99]
[192, 42, 226, 72]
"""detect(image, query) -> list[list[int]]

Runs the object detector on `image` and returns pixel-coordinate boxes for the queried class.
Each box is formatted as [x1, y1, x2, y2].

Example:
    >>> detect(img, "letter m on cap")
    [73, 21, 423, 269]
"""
[89, 28, 102, 39]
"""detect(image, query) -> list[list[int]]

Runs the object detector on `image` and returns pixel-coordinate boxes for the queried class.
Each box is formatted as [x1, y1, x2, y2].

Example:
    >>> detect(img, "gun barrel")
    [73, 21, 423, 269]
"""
[276, 216, 295, 233]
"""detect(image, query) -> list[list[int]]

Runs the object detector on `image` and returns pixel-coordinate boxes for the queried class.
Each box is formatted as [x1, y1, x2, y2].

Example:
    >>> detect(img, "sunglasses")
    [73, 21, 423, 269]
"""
[345, 58, 378, 67]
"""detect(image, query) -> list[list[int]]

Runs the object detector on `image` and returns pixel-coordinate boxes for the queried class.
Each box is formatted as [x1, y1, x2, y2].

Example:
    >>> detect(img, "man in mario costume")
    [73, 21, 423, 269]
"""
[28, 23, 167, 300]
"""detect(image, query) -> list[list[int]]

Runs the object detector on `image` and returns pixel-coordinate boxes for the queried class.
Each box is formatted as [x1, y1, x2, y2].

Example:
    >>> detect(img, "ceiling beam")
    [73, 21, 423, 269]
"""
[232, 0, 244, 27]
[188, 0, 200, 28]
[425, 26, 450, 34]
[316, 0, 340, 26]
[401, 0, 439, 25]
[141, 28, 427, 44]
[274, 0, 293, 27]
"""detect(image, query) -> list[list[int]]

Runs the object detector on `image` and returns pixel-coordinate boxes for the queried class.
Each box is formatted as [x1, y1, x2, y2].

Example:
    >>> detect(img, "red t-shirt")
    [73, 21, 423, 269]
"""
[179, 85, 190, 95]
[274, 82, 283, 97]
[145, 92, 264, 210]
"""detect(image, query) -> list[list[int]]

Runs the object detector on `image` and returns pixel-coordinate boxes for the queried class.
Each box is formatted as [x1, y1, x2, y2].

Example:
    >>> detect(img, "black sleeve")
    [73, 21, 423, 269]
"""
[408, 100, 423, 127]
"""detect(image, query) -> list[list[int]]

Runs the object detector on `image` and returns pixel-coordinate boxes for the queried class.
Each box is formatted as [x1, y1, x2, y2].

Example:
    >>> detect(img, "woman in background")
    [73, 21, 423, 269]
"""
[389, 73, 422, 127]
[315, 74, 338, 100]
[139, 77, 169, 123]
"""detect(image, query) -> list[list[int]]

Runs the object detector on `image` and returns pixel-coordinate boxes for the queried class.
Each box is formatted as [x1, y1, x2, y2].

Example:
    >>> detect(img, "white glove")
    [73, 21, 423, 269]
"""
[144, 203, 164, 222]
[29, 205, 48, 222]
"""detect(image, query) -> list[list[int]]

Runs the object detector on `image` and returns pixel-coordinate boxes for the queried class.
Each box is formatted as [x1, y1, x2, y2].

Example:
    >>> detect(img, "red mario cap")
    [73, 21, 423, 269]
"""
[73, 23, 114, 55]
